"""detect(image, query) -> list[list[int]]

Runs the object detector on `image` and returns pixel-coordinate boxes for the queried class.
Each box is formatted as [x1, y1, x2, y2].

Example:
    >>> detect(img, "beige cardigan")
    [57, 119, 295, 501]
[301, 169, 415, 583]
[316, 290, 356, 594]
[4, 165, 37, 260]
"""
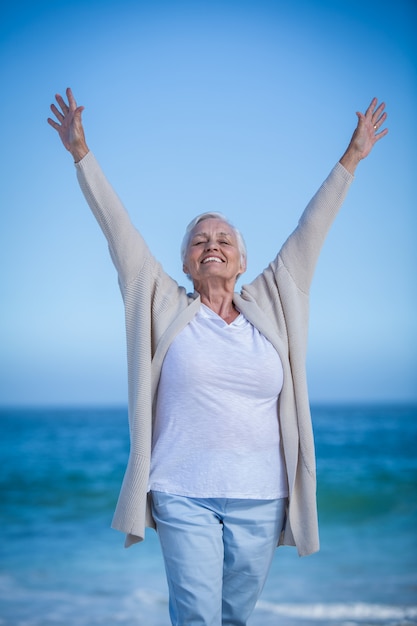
[76, 152, 353, 556]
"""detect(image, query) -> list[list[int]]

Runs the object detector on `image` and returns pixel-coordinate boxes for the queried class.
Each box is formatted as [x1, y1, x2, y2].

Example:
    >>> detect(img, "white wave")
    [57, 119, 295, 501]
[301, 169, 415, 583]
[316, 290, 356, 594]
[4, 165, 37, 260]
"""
[256, 601, 417, 620]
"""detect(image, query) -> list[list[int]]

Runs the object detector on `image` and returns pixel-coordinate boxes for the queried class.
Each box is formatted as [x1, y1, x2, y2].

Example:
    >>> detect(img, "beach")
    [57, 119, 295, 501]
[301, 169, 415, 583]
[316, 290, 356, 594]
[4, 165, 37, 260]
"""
[1, 404, 416, 625]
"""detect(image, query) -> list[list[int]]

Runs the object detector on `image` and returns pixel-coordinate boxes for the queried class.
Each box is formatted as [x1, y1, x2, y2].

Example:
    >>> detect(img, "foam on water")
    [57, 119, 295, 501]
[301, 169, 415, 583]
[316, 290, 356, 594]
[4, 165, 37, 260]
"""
[1, 570, 417, 626]
[257, 600, 417, 621]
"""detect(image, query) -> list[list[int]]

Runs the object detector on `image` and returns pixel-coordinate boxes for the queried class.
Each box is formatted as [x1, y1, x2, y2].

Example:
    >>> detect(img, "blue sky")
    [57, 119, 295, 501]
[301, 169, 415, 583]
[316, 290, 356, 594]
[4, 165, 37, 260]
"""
[1, 0, 416, 405]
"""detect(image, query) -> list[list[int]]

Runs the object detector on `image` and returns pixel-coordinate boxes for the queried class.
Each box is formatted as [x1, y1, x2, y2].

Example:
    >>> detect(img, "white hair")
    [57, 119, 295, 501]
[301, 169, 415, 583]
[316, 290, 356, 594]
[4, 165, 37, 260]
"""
[180, 212, 247, 274]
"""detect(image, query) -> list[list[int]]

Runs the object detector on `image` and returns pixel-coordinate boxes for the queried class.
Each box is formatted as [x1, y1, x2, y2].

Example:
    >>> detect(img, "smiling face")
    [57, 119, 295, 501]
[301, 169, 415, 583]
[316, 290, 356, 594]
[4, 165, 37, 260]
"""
[183, 217, 246, 288]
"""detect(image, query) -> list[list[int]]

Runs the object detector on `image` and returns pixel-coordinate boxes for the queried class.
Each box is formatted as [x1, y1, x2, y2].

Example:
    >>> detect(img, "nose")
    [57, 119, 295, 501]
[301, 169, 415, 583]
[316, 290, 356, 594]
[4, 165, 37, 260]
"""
[205, 238, 219, 251]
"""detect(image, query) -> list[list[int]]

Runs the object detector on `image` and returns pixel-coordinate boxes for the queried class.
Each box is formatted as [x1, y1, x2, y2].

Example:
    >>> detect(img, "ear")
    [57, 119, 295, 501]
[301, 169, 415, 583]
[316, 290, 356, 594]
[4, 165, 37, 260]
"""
[235, 260, 246, 282]
[182, 262, 189, 275]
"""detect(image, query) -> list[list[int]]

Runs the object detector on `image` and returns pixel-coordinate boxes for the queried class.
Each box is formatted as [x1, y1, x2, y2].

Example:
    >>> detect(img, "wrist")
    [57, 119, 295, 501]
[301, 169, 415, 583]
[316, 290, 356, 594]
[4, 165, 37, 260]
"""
[339, 147, 362, 175]
[70, 143, 89, 163]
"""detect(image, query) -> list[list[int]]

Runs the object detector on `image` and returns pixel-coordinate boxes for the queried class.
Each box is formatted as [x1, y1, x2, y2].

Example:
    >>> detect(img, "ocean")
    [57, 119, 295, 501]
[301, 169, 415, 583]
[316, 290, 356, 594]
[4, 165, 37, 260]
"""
[1, 404, 416, 626]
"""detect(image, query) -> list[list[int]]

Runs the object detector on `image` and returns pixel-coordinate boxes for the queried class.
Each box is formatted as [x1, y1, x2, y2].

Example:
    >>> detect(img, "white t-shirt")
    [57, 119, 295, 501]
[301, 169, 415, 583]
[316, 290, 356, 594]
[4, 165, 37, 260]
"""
[149, 304, 288, 499]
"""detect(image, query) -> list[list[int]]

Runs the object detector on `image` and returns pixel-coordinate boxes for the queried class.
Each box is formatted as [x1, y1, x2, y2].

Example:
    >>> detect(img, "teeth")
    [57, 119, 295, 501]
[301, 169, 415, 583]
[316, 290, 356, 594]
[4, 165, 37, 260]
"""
[202, 257, 222, 264]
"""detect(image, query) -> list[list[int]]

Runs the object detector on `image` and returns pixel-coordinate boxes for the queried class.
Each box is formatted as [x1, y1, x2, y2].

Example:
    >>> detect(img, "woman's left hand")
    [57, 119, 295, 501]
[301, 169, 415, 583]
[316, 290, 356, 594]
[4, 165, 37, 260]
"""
[340, 98, 388, 174]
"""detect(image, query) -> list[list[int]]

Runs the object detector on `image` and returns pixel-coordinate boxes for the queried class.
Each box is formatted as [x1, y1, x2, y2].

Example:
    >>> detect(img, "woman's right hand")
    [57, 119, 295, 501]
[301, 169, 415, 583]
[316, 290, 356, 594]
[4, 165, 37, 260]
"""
[48, 87, 89, 162]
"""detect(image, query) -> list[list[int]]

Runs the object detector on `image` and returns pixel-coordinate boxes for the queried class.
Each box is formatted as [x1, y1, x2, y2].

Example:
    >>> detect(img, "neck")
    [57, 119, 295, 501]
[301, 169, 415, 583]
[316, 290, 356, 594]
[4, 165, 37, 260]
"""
[195, 283, 239, 324]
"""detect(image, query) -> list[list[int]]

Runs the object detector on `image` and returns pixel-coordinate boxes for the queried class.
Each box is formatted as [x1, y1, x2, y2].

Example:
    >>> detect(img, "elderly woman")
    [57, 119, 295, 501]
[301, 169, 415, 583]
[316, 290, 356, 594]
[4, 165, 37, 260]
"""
[48, 89, 387, 626]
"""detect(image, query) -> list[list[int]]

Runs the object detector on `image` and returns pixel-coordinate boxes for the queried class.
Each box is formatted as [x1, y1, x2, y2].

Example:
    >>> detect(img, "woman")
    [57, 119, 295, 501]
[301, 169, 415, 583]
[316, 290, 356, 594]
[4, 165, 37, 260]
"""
[48, 89, 387, 626]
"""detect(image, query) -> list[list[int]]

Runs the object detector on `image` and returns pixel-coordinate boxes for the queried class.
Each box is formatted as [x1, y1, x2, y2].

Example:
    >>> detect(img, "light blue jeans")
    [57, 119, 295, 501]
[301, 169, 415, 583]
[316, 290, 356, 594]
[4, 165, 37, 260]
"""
[151, 491, 287, 626]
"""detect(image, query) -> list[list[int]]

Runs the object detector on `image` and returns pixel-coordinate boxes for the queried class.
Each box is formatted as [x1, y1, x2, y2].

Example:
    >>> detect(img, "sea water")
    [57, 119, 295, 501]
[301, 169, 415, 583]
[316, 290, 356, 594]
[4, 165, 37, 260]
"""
[1, 404, 416, 625]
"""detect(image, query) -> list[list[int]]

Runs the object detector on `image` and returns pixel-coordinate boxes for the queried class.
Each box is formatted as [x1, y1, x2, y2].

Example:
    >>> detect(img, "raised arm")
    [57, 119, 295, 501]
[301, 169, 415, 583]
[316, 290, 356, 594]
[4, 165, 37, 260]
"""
[47, 87, 89, 163]
[47, 87, 145, 285]
[253, 98, 388, 296]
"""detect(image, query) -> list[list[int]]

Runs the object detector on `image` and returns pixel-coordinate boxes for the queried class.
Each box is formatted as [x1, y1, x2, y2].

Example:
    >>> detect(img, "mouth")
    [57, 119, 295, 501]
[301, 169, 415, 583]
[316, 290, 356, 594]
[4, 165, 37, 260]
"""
[201, 256, 223, 264]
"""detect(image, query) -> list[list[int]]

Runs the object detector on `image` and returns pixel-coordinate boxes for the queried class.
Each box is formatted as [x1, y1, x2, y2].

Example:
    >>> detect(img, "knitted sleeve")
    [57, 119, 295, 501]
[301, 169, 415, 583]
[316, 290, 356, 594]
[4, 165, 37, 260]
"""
[75, 151, 152, 287]
[277, 162, 353, 293]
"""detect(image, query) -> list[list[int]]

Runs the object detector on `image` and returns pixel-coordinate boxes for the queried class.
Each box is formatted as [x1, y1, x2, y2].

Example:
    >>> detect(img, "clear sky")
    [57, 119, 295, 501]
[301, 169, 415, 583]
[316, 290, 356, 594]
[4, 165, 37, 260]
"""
[1, 0, 416, 406]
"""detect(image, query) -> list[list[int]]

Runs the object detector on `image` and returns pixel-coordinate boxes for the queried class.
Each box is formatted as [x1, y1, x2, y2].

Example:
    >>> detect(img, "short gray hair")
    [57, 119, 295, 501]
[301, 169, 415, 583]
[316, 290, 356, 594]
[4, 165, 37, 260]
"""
[180, 212, 247, 270]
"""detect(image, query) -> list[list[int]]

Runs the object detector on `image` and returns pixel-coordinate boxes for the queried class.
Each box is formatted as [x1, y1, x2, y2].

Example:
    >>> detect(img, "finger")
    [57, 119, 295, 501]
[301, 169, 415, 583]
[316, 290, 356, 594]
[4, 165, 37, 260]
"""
[364, 97, 378, 118]
[374, 127, 389, 141]
[376, 111, 387, 126]
[373, 111, 387, 132]
[50, 103, 64, 120]
[66, 87, 77, 109]
[55, 93, 68, 114]
[47, 117, 60, 130]
[372, 103, 386, 124]
[355, 111, 365, 126]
